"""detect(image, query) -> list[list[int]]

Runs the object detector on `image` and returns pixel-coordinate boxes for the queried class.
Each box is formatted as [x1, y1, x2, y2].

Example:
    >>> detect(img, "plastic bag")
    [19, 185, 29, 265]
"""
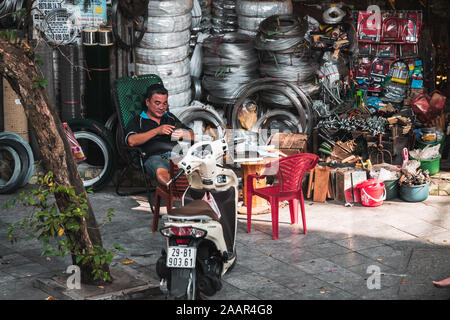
[409, 145, 440, 160]
[63, 123, 86, 163]
[202, 192, 221, 219]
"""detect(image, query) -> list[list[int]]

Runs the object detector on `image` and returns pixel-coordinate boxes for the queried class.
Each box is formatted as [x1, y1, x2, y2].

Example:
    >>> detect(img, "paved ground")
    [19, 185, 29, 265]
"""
[0, 185, 449, 300]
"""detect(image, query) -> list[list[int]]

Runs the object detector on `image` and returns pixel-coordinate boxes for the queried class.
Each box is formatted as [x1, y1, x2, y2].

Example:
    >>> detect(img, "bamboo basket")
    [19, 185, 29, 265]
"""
[2, 80, 29, 142]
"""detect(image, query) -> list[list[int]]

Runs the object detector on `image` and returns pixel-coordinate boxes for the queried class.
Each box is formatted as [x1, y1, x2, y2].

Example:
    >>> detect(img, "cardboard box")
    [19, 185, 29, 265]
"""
[268, 133, 308, 155]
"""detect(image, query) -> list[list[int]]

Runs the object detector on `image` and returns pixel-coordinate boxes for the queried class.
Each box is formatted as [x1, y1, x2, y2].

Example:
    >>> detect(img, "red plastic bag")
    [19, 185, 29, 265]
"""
[411, 93, 432, 123]
[63, 123, 86, 163]
[429, 90, 446, 113]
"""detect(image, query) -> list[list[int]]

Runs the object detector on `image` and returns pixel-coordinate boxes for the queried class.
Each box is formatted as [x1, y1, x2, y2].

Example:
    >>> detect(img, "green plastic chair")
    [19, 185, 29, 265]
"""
[111, 74, 163, 211]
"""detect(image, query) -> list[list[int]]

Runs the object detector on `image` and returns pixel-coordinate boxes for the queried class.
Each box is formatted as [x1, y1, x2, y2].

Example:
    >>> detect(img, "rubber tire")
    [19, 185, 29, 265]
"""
[73, 130, 115, 191]
[0, 132, 34, 187]
[0, 138, 30, 194]
[0, 145, 22, 194]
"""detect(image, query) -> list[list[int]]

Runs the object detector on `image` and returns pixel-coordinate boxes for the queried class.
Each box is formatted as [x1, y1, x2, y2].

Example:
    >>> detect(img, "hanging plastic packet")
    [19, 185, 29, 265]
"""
[238, 100, 258, 130]
[202, 192, 221, 219]
[63, 123, 86, 163]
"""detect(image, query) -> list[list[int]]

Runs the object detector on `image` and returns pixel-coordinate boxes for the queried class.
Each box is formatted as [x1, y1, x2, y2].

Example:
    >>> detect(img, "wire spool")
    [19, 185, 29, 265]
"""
[236, 0, 293, 17]
[140, 29, 191, 49]
[251, 109, 303, 139]
[211, 0, 238, 35]
[177, 102, 226, 139]
[237, 29, 258, 37]
[40, 8, 80, 45]
[201, 33, 259, 105]
[160, 73, 192, 95]
[192, 76, 203, 100]
[98, 27, 114, 46]
[237, 15, 266, 32]
[135, 58, 190, 78]
[322, 6, 346, 25]
[148, 0, 194, 16]
[82, 27, 98, 46]
[230, 78, 314, 134]
[168, 89, 192, 108]
[147, 12, 192, 32]
[135, 45, 190, 65]
[58, 45, 81, 122]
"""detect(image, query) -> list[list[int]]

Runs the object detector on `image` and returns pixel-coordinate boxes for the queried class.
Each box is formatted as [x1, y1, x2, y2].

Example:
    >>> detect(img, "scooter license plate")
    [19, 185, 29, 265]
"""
[166, 247, 197, 268]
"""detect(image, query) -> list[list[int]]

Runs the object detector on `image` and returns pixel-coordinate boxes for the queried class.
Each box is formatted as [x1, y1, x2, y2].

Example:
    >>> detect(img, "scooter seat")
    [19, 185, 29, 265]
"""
[169, 199, 220, 222]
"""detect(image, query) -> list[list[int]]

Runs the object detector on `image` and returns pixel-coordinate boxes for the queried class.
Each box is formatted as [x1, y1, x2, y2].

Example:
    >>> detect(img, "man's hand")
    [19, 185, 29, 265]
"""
[171, 129, 194, 141]
[157, 124, 175, 135]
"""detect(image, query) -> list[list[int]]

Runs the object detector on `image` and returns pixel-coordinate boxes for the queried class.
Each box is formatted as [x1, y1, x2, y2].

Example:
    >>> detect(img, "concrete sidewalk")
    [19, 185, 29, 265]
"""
[0, 186, 449, 300]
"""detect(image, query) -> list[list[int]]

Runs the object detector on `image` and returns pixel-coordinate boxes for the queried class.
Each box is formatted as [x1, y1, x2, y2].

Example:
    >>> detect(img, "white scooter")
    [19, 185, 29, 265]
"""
[155, 138, 239, 300]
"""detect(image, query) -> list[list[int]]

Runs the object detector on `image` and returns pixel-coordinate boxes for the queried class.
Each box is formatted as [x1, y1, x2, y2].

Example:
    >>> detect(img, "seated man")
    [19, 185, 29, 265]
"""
[125, 83, 194, 185]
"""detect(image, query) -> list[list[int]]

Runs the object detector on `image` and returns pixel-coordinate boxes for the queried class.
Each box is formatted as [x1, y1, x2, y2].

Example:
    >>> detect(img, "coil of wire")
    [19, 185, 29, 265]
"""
[254, 14, 307, 53]
[140, 29, 191, 49]
[201, 33, 259, 104]
[236, 0, 293, 17]
[230, 78, 314, 134]
[136, 58, 191, 78]
[146, 12, 192, 33]
[148, 0, 194, 16]
[211, 0, 238, 35]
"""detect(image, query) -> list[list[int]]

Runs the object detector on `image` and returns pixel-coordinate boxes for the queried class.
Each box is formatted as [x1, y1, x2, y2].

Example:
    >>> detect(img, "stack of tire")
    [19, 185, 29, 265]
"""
[0, 132, 34, 194]
[236, 0, 293, 38]
[135, 0, 193, 113]
[211, 0, 238, 35]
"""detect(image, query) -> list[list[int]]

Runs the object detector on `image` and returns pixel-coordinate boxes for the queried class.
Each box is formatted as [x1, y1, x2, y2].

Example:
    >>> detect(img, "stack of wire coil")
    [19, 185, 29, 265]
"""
[255, 14, 320, 107]
[202, 33, 259, 108]
[136, 0, 193, 110]
[190, 0, 212, 55]
[210, 0, 238, 35]
[236, 0, 293, 38]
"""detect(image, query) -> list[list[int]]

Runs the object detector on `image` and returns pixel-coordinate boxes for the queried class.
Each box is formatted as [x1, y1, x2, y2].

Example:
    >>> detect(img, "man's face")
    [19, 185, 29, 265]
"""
[146, 93, 168, 119]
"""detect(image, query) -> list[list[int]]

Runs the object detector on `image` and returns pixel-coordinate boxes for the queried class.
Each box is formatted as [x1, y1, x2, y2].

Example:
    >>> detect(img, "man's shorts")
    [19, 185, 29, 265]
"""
[143, 151, 173, 181]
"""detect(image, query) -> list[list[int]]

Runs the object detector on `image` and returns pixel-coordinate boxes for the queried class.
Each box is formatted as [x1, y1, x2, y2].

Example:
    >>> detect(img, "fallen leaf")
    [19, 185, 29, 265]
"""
[146, 280, 151, 284]
[45, 257, 52, 262]
[320, 291, 326, 294]
[329, 269, 333, 272]
[426, 238, 433, 243]
[121, 260, 135, 265]
[45, 296, 55, 300]
[26, 274, 32, 277]
[260, 277, 264, 280]
[301, 283, 306, 287]
[401, 281, 407, 284]
[376, 258, 383, 261]
[98, 286, 104, 289]
[58, 228, 64, 237]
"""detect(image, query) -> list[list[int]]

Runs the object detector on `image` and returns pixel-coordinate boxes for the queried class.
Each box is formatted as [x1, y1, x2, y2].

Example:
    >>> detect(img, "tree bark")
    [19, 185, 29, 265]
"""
[0, 38, 110, 284]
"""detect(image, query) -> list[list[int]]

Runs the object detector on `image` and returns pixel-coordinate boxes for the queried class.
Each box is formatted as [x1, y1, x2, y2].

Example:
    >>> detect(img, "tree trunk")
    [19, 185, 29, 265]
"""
[0, 38, 110, 284]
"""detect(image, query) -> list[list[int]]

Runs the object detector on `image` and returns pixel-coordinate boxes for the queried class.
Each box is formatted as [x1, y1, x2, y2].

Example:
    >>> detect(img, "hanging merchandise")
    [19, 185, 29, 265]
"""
[40, 8, 80, 45]
[82, 27, 98, 46]
[97, 26, 114, 46]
